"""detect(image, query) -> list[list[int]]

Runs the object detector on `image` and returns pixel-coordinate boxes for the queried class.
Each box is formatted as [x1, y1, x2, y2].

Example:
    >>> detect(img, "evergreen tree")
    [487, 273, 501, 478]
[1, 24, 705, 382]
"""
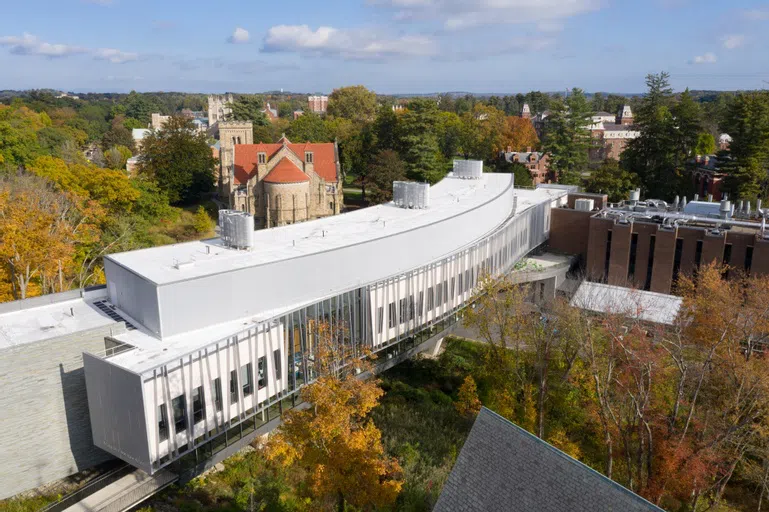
[227, 95, 269, 125]
[722, 91, 769, 200]
[398, 99, 444, 183]
[542, 88, 591, 185]
[585, 159, 639, 202]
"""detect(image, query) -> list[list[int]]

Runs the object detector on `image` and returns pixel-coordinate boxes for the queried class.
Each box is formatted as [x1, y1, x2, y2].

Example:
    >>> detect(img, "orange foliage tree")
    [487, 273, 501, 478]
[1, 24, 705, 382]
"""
[455, 375, 482, 417]
[504, 116, 540, 152]
[267, 320, 403, 511]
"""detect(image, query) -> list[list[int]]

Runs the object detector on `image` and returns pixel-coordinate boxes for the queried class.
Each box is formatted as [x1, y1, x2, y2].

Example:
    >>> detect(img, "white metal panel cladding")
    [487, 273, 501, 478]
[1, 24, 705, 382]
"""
[155, 176, 516, 338]
[452, 159, 484, 179]
[104, 258, 161, 336]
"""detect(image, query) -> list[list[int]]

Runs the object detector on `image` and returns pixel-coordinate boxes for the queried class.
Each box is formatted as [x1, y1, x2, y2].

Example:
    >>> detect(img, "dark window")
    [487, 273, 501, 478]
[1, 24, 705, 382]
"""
[643, 235, 655, 291]
[443, 281, 449, 304]
[435, 284, 443, 306]
[329, 202, 334, 210]
[418, 291, 424, 316]
[258, 356, 266, 389]
[274, 349, 282, 381]
[672, 238, 683, 286]
[604, 230, 612, 282]
[409, 295, 415, 320]
[377, 306, 383, 333]
[745, 246, 754, 274]
[241, 363, 253, 396]
[723, 243, 732, 279]
[628, 233, 638, 281]
[306, 151, 314, 163]
[458, 274, 464, 295]
[230, 370, 239, 403]
[172, 394, 187, 434]
[212, 378, 222, 412]
[450, 277, 455, 298]
[695, 240, 703, 267]
[427, 287, 434, 310]
[388, 302, 397, 328]
[258, 152, 266, 164]
[158, 404, 169, 441]
[399, 298, 408, 324]
[192, 386, 205, 424]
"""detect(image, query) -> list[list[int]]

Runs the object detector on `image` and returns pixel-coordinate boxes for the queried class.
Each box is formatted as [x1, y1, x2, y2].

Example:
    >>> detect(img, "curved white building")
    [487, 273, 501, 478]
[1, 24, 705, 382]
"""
[82, 169, 568, 475]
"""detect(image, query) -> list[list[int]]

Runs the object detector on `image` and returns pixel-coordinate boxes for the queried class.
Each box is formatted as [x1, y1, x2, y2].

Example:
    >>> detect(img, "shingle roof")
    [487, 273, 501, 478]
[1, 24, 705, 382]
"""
[263, 158, 310, 184]
[233, 139, 338, 184]
[434, 408, 663, 512]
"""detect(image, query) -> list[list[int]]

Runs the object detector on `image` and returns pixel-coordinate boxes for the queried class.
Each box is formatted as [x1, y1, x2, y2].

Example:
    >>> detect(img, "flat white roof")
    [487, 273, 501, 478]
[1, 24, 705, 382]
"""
[0, 290, 120, 349]
[570, 282, 682, 325]
[107, 174, 563, 286]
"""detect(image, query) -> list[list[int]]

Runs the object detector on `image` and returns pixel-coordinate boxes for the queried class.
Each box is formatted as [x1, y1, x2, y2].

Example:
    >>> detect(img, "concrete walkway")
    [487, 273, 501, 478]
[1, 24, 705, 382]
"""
[63, 469, 176, 512]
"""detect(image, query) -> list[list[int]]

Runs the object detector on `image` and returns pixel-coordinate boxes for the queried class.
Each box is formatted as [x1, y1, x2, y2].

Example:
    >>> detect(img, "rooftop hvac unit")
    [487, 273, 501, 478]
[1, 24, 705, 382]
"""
[452, 159, 483, 179]
[392, 181, 430, 209]
[219, 209, 255, 250]
[574, 198, 594, 212]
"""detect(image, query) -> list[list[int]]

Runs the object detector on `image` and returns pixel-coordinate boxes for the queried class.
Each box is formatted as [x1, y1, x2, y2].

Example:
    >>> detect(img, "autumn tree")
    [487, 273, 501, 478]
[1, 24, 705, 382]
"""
[504, 116, 540, 152]
[327, 85, 378, 125]
[193, 206, 213, 234]
[138, 115, 217, 204]
[267, 320, 403, 511]
[455, 375, 482, 417]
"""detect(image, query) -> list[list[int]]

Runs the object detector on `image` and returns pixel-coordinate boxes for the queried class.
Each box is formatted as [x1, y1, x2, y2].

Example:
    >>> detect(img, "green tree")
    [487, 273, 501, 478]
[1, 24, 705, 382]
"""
[435, 111, 464, 159]
[585, 159, 639, 202]
[286, 113, 330, 142]
[277, 101, 293, 119]
[192, 205, 213, 234]
[373, 106, 400, 152]
[495, 158, 533, 188]
[227, 95, 269, 126]
[122, 91, 163, 124]
[367, 149, 407, 204]
[694, 132, 717, 155]
[542, 89, 592, 185]
[399, 99, 444, 182]
[722, 91, 769, 200]
[138, 115, 217, 204]
[327, 85, 378, 124]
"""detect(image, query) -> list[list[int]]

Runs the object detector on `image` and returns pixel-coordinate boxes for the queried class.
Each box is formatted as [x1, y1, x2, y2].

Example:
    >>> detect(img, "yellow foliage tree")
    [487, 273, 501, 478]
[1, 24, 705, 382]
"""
[267, 320, 403, 511]
[455, 375, 482, 417]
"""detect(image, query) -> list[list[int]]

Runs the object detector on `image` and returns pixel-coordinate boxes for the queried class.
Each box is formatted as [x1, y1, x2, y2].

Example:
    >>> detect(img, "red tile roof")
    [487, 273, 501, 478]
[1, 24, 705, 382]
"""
[263, 159, 310, 184]
[233, 140, 338, 185]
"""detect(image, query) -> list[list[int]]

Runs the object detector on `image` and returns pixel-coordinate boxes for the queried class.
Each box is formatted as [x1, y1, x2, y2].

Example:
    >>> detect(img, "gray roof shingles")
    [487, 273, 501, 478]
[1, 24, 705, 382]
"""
[433, 408, 664, 512]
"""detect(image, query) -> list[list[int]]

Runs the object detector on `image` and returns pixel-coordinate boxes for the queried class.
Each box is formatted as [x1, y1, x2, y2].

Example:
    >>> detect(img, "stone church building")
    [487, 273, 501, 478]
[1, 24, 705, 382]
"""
[216, 121, 343, 228]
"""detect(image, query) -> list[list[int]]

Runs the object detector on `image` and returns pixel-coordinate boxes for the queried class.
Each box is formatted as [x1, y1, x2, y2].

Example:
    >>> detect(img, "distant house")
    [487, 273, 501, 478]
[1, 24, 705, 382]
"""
[262, 102, 279, 122]
[718, 133, 732, 151]
[307, 95, 328, 114]
[131, 128, 151, 153]
[501, 147, 552, 185]
[434, 408, 663, 512]
[589, 105, 639, 162]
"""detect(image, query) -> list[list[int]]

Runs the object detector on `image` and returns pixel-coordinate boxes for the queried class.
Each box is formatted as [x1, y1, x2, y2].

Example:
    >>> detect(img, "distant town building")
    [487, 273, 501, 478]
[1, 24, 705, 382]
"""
[208, 94, 234, 127]
[521, 103, 532, 119]
[501, 147, 552, 185]
[307, 95, 328, 114]
[262, 102, 279, 122]
[293, 110, 304, 120]
[718, 133, 732, 151]
[132, 128, 151, 153]
[150, 113, 170, 130]
[589, 105, 639, 162]
[689, 153, 727, 201]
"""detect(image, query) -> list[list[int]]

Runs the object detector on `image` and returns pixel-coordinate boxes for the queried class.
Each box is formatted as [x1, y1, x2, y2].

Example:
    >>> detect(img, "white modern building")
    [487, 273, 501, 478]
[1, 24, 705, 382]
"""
[0, 164, 568, 496]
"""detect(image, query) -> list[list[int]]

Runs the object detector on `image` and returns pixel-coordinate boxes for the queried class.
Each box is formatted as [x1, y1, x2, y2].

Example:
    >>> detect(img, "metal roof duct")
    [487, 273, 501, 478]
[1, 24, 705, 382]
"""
[219, 210, 255, 250]
[452, 159, 483, 179]
[393, 181, 430, 209]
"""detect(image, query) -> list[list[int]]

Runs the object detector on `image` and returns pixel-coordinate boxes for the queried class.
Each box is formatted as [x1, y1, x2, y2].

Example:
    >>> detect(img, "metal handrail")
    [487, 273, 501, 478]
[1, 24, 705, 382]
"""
[40, 463, 132, 512]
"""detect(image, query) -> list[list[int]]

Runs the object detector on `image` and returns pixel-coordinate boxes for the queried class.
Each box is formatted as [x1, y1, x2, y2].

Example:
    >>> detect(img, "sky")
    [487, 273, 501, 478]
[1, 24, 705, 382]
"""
[2, 0, 769, 95]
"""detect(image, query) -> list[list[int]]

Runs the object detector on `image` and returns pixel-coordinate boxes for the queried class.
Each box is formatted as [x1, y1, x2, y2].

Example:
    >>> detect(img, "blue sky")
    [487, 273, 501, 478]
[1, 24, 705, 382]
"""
[2, 0, 769, 94]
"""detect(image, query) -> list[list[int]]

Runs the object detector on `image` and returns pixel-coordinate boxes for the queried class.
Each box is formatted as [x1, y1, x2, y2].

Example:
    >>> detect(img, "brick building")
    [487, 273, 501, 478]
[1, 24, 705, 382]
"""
[549, 192, 769, 295]
[589, 105, 639, 162]
[501, 147, 552, 185]
[217, 127, 343, 228]
[307, 95, 328, 114]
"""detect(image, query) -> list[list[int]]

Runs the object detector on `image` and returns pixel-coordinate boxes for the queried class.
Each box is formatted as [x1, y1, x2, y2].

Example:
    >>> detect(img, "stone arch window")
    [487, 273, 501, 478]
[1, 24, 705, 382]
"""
[258, 152, 266, 164]
[305, 151, 314, 164]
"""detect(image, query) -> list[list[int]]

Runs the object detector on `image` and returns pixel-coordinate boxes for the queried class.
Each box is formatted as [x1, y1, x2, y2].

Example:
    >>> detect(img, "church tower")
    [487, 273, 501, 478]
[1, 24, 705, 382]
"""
[217, 121, 253, 201]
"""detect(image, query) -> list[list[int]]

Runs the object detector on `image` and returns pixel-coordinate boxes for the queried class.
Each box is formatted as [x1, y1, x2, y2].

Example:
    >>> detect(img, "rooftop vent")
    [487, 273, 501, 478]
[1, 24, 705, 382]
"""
[574, 198, 594, 212]
[393, 181, 430, 209]
[452, 159, 483, 179]
[219, 209, 255, 250]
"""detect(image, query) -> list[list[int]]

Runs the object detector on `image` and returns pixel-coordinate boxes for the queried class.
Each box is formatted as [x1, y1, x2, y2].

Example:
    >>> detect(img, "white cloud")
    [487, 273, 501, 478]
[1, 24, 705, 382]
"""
[721, 34, 745, 49]
[95, 48, 139, 63]
[0, 33, 138, 63]
[228, 27, 250, 44]
[0, 33, 86, 58]
[262, 25, 436, 59]
[370, 0, 603, 29]
[83, 0, 114, 4]
[692, 52, 717, 64]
